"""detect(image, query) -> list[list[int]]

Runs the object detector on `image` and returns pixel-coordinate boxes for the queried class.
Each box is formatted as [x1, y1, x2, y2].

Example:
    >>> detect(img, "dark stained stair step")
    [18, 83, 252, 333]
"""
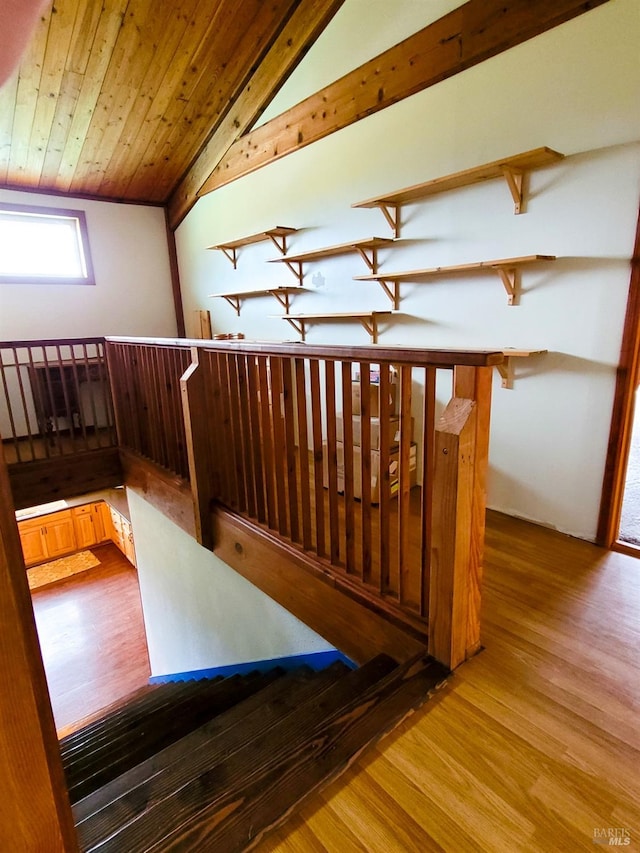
[60, 679, 217, 757]
[64, 668, 287, 804]
[74, 661, 351, 841]
[62, 674, 249, 764]
[76, 655, 402, 852]
[203, 654, 449, 853]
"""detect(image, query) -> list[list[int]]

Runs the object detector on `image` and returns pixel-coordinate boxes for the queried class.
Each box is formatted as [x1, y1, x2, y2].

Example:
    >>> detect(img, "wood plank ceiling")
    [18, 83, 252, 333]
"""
[0, 0, 336, 206]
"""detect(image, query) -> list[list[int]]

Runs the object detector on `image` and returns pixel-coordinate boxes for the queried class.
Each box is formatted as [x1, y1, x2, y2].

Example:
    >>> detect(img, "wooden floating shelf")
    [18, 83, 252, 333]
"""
[354, 254, 556, 307]
[268, 237, 395, 284]
[207, 227, 297, 268]
[210, 286, 305, 316]
[273, 310, 395, 343]
[497, 349, 547, 389]
[352, 147, 565, 236]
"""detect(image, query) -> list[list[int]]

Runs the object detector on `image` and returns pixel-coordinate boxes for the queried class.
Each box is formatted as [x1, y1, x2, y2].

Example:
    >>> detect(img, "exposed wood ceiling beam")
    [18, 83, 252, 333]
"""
[167, 0, 345, 229]
[197, 0, 610, 205]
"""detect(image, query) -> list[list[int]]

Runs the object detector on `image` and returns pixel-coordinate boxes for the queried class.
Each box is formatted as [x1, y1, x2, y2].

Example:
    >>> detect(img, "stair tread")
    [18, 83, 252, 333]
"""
[61, 679, 220, 754]
[57, 683, 162, 740]
[74, 661, 348, 840]
[63, 675, 237, 764]
[66, 668, 287, 804]
[77, 655, 400, 852]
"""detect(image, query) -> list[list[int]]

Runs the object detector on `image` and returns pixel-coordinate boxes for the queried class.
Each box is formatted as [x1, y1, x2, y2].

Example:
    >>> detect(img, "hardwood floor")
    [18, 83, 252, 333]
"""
[255, 511, 640, 852]
[31, 543, 150, 736]
[30, 512, 640, 850]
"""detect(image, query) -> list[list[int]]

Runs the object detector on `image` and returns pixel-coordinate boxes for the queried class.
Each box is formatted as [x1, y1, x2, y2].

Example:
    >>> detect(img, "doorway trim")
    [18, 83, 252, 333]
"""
[597, 205, 640, 548]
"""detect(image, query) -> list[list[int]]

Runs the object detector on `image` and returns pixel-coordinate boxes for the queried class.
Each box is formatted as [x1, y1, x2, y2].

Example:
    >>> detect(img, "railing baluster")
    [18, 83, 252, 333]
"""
[257, 356, 277, 529]
[309, 360, 325, 557]
[359, 361, 372, 584]
[341, 362, 355, 574]
[205, 352, 226, 502]
[324, 360, 340, 566]
[151, 347, 166, 468]
[68, 344, 89, 452]
[246, 355, 266, 524]
[294, 358, 312, 550]
[11, 348, 34, 461]
[227, 353, 247, 512]
[398, 365, 414, 608]
[420, 366, 437, 617]
[1, 350, 22, 462]
[269, 358, 288, 537]
[237, 354, 256, 519]
[157, 348, 172, 473]
[282, 359, 300, 543]
[378, 365, 391, 594]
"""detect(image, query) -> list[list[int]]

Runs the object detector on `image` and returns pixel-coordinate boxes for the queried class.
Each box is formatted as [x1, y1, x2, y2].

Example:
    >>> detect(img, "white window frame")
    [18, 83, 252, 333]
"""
[0, 202, 96, 286]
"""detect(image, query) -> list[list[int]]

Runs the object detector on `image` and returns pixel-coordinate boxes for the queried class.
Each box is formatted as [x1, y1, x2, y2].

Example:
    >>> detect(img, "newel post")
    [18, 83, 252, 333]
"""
[429, 365, 492, 668]
[181, 347, 215, 550]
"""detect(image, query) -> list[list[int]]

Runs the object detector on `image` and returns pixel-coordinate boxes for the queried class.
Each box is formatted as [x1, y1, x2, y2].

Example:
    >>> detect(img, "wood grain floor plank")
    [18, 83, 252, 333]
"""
[254, 510, 640, 852]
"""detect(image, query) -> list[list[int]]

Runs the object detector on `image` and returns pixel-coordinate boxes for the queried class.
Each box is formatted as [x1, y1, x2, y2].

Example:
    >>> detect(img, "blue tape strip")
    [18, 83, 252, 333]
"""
[148, 648, 357, 683]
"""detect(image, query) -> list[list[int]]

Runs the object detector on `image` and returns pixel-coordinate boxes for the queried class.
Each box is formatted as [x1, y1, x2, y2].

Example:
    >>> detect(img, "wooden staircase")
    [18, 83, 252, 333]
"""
[65, 654, 448, 852]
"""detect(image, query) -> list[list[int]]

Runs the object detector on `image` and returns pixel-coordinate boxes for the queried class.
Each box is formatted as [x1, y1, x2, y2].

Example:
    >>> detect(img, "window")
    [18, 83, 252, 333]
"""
[0, 203, 95, 285]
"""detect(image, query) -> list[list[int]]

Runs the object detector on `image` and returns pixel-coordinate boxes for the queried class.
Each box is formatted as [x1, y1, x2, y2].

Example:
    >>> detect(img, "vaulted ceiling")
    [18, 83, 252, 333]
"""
[0, 0, 611, 229]
[0, 0, 342, 208]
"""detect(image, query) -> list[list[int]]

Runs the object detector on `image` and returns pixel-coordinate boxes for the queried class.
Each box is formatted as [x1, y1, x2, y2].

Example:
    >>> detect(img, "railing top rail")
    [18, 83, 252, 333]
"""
[0, 337, 106, 349]
[105, 336, 504, 368]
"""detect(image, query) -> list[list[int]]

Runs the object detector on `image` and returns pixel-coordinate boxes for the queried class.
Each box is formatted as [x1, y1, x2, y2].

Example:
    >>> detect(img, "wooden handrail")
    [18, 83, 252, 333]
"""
[106, 336, 504, 369]
[0, 337, 107, 349]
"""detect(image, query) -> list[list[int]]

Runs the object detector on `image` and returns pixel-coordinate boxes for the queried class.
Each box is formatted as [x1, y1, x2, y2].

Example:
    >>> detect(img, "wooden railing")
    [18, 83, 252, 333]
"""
[107, 337, 501, 667]
[0, 338, 116, 464]
[106, 339, 192, 480]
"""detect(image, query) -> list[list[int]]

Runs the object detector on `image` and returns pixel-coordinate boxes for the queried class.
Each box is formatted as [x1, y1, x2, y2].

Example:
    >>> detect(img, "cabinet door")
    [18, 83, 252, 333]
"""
[121, 518, 137, 567]
[100, 503, 114, 542]
[109, 507, 125, 551]
[19, 521, 48, 567]
[43, 511, 76, 559]
[91, 503, 108, 542]
[72, 506, 98, 550]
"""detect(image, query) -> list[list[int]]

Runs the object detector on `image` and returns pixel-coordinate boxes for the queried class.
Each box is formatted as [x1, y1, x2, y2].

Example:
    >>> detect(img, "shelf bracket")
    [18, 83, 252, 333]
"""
[360, 315, 379, 344]
[495, 361, 515, 390]
[270, 291, 292, 313]
[355, 246, 379, 274]
[375, 279, 400, 310]
[502, 167, 524, 215]
[494, 266, 519, 305]
[220, 247, 238, 269]
[283, 316, 305, 340]
[496, 350, 547, 389]
[221, 295, 241, 316]
[268, 233, 290, 256]
[375, 203, 399, 238]
[282, 259, 304, 285]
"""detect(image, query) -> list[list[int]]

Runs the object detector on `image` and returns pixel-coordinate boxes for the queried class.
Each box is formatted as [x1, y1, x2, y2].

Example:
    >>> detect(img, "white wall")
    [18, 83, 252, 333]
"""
[0, 188, 177, 340]
[128, 490, 335, 677]
[176, 0, 640, 542]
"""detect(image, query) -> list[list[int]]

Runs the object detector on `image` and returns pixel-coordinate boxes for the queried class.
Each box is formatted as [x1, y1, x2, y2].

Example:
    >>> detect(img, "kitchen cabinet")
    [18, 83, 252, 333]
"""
[18, 499, 135, 569]
[108, 505, 136, 567]
[19, 510, 76, 567]
[19, 520, 50, 567]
